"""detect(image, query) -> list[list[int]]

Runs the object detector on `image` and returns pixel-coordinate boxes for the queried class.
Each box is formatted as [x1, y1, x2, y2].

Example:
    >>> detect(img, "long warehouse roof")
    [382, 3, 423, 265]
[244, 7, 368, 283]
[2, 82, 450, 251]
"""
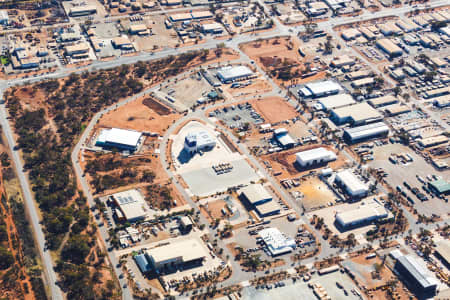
[397, 254, 438, 289]
[344, 122, 389, 140]
[147, 239, 207, 263]
[97, 128, 142, 147]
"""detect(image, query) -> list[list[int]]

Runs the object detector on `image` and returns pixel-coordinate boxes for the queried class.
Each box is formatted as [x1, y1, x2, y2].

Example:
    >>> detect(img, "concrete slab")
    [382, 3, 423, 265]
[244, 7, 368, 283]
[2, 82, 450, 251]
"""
[181, 159, 260, 197]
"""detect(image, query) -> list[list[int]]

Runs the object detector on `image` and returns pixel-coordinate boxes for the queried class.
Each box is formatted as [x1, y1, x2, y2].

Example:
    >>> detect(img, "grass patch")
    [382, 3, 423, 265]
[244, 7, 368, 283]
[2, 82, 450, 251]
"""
[1, 56, 10, 65]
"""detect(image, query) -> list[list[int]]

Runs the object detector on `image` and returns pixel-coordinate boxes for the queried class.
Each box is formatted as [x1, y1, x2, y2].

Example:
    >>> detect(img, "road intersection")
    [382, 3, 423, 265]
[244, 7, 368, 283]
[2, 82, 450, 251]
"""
[0, 0, 448, 298]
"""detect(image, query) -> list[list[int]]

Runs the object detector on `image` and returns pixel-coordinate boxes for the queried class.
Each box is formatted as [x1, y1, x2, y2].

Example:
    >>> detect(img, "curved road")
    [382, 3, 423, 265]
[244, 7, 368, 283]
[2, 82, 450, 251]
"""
[0, 0, 448, 298]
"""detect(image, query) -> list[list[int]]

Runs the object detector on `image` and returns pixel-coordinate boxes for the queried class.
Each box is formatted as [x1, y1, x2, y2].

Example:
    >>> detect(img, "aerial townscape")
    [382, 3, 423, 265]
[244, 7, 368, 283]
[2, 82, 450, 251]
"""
[0, 0, 449, 299]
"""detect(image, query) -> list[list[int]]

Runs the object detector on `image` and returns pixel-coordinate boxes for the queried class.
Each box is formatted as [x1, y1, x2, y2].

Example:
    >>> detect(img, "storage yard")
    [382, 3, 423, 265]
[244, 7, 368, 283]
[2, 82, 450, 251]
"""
[3, 0, 450, 299]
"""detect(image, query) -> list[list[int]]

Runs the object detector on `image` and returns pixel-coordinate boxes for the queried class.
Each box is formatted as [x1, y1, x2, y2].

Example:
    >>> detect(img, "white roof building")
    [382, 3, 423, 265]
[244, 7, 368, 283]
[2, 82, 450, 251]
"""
[96, 128, 143, 151]
[111, 189, 149, 222]
[0, 10, 9, 25]
[295, 147, 337, 167]
[395, 254, 438, 293]
[274, 128, 295, 148]
[331, 102, 383, 126]
[240, 184, 272, 205]
[343, 122, 389, 144]
[217, 66, 254, 83]
[201, 22, 223, 33]
[146, 239, 208, 270]
[299, 80, 343, 98]
[318, 94, 356, 111]
[184, 130, 216, 154]
[335, 170, 369, 197]
[259, 228, 296, 256]
[336, 198, 389, 228]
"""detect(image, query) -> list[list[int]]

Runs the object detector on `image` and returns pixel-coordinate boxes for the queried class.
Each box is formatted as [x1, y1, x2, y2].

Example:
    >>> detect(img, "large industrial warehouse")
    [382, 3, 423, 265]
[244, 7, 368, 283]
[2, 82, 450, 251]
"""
[295, 147, 337, 168]
[239, 184, 280, 217]
[334, 170, 369, 198]
[393, 253, 438, 296]
[136, 239, 208, 273]
[96, 128, 143, 152]
[435, 240, 450, 269]
[376, 38, 403, 57]
[330, 102, 383, 126]
[335, 198, 389, 229]
[298, 80, 343, 98]
[317, 93, 356, 111]
[216, 65, 254, 83]
[343, 122, 390, 144]
[110, 189, 149, 222]
[259, 228, 296, 256]
[368, 95, 399, 108]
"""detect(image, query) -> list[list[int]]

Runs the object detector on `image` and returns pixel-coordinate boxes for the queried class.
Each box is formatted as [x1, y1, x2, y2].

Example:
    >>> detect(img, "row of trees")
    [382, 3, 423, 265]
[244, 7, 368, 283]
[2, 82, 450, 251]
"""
[5, 49, 208, 299]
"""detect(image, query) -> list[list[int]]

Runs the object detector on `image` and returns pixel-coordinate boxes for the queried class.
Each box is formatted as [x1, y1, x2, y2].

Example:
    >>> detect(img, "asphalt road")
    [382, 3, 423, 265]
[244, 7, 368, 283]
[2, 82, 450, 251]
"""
[0, 100, 64, 300]
[0, 0, 448, 298]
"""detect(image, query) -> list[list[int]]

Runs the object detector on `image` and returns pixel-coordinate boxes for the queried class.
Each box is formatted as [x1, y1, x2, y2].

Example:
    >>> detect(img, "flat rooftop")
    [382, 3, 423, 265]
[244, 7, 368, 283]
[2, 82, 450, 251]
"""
[240, 184, 272, 204]
[147, 238, 208, 263]
[336, 198, 388, 225]
[332, 102, 382, 123]
[305, 80, 342, 96]
[435, 240, 450, 264]
[368, 95, 398, 107]
[335, 170, 369, 194]
[97, 128, 142, 147]
[217, 65, 253, 81]
[112, 189, 148, 221]
[295, 147, 336, 163]
[318, 94, 356, 110]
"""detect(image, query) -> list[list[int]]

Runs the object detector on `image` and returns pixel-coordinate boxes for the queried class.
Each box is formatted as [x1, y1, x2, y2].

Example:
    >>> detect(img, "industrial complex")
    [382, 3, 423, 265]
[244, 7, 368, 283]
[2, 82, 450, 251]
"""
[1, 1, 449, 299]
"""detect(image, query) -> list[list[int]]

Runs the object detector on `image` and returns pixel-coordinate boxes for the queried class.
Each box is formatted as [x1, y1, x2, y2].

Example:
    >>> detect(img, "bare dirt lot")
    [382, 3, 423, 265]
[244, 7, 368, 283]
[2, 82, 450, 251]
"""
[240, 37, 327, 85]
[97, 96, 181, 135]
[126, 15, 181, 51]
[224, 77, 273, 98]
[252, 97, 298, 123]
[160, 73, 214, 109]
[81, 151, 186, 209]
[297, 177, 337, 211]
[342, 253, 414, 299]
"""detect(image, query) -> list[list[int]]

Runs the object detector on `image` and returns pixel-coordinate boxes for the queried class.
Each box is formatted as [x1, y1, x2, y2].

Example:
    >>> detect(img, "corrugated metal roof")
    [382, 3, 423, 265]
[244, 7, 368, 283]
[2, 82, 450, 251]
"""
[397, 255, 438, 289]
[344, 122, 389, 141]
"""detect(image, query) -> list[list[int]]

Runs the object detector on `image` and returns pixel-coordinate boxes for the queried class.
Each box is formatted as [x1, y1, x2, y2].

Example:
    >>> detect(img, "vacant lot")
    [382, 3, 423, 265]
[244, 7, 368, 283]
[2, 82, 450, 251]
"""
[342, 255, 394, 289]
[160, 73, 213, 110]
[97, 95, 180, 135]
[224, 78, 272, 98]
[253, 97, 298, 123]
[297, 177, 337, 211]
[240, 37, 327, 85]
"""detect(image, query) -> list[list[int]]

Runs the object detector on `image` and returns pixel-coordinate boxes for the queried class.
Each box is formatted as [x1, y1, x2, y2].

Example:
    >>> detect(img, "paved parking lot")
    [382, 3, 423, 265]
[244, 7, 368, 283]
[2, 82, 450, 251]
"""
[242, 271, 362, 300]
[368, 143, 450, 217]
[181, 159, 260, 197]
[212, 102, 265, 129]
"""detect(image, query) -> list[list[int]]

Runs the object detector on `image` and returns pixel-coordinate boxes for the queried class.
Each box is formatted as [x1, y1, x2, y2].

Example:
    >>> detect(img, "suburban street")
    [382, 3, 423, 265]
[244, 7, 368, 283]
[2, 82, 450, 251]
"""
[0, 0, 449, 298]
